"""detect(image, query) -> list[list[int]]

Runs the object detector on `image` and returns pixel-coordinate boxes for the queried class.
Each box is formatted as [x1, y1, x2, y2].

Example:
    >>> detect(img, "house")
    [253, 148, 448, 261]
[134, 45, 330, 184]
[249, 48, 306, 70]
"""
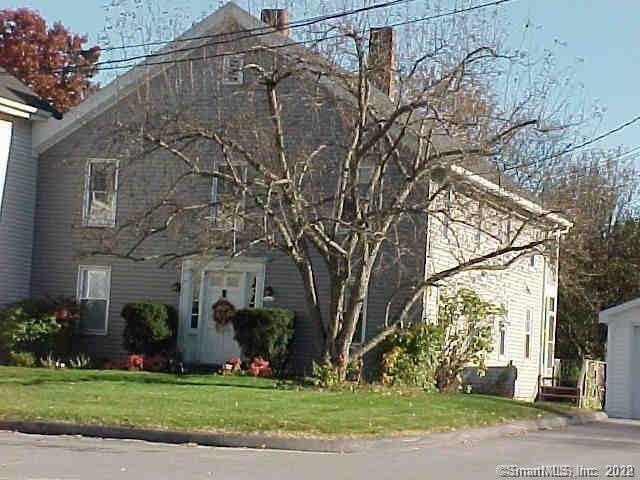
[599, 299, 640, 418]
[2, 3, 571, 401]
[0, 67, 60, 307]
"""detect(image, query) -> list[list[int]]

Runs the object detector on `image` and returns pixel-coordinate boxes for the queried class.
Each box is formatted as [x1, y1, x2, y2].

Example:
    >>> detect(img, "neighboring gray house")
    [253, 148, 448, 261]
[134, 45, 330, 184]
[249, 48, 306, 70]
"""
[2, 3, 570, 400]
[0, 67, 59, 307]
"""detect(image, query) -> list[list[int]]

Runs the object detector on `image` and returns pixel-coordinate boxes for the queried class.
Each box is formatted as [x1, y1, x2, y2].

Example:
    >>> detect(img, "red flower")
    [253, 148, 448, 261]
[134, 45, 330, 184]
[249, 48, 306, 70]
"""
[248, 357, 272, 377]
[127, 354, 144, 371]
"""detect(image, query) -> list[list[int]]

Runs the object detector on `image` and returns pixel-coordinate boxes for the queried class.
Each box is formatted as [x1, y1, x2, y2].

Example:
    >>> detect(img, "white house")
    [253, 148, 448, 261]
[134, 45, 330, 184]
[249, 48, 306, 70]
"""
[599, 298, 640, 419]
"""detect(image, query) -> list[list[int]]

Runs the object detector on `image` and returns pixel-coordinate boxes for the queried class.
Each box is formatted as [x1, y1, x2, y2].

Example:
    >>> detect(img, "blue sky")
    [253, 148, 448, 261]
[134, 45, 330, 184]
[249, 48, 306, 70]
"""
[4, 0, 639, 152]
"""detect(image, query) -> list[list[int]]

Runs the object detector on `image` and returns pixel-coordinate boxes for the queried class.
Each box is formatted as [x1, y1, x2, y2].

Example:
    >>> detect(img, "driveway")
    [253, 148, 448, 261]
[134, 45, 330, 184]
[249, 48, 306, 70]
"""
[0, 419, 639, 480]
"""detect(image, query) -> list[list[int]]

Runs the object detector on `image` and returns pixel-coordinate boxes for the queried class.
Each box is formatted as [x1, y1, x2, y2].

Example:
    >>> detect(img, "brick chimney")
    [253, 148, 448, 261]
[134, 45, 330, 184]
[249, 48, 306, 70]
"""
[368, 27, 397, 99]
[261, 9, 289, 37]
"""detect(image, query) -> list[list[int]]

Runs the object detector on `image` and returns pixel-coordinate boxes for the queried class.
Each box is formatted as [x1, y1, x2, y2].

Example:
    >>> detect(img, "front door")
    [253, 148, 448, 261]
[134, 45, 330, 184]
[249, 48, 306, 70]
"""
[198, 271, 247, 365]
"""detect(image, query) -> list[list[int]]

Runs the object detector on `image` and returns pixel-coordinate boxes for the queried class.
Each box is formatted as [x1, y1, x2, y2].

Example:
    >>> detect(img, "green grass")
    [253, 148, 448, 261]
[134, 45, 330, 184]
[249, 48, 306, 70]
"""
[0, 367, 572, 438]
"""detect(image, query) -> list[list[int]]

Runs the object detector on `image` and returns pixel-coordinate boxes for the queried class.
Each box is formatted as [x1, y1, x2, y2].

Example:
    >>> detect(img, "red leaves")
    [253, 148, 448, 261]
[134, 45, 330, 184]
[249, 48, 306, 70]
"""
[0, 8, 100, 113]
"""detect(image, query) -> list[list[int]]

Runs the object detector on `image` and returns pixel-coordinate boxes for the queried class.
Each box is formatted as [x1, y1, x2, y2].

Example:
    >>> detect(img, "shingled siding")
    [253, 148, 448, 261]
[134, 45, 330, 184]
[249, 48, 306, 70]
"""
[0, 114, 37, 307]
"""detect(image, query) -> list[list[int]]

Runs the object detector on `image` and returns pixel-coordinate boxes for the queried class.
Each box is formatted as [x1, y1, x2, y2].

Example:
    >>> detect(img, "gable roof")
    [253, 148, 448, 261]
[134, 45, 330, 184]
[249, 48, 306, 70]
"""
[599, 298, 640, 324]
[0, 67, 61, 119]
[32, 2, 570, 228]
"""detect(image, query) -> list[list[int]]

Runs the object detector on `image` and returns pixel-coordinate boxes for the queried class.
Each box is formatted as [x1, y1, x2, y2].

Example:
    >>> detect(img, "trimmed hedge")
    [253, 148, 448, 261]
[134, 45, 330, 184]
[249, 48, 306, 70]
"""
[232, 308, 294, 372]
[121, 302, 176, 355]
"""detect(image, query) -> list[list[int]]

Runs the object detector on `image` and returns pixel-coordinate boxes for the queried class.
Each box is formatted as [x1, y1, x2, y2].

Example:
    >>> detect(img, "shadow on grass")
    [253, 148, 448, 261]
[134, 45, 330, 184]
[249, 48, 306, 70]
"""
[0, 371, 282, 391]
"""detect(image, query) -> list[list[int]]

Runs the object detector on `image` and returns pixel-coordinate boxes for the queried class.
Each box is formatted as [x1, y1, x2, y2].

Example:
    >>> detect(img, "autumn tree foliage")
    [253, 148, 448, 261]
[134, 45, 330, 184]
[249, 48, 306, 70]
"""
[0, 8, 100, 113]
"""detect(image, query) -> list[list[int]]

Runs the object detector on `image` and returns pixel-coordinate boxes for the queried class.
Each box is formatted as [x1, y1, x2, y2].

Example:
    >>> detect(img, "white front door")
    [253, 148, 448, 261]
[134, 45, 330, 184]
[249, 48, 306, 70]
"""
[198, 271, 246, 365]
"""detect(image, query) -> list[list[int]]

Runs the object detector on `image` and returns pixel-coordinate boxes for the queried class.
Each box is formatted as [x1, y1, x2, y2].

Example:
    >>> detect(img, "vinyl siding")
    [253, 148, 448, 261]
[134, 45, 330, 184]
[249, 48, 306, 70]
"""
[604, 320, 634, 418]
[0, 114, 37, 306]
[423, 188, 552, 401]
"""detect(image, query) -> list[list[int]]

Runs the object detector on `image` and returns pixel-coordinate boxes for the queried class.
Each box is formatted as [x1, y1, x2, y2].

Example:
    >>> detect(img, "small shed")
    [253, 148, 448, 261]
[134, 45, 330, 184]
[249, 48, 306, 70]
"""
[599, 298, 640, 419]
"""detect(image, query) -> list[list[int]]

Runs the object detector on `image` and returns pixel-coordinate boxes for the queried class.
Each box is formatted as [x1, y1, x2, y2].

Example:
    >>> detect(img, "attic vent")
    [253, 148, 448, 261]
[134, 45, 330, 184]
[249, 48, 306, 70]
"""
[222, 54, 245, 85]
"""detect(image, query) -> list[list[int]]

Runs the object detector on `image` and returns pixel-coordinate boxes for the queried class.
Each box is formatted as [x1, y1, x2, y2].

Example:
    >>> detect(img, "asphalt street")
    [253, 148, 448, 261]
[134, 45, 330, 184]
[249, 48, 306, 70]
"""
[1, 419, 639, 479]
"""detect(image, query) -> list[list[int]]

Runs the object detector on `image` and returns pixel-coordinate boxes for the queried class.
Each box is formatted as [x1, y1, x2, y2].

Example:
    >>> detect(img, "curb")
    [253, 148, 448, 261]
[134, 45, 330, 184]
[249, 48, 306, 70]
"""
[0, 411, 608, 454]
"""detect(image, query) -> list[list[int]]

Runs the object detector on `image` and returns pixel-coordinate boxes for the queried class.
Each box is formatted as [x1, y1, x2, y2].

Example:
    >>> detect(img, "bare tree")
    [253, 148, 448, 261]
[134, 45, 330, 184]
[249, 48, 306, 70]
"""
[88, 3, 576, 371]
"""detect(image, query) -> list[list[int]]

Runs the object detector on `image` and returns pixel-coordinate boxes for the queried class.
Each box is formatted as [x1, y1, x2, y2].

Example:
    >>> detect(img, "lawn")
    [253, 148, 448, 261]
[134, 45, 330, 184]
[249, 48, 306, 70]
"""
[0, 367, 569, 438]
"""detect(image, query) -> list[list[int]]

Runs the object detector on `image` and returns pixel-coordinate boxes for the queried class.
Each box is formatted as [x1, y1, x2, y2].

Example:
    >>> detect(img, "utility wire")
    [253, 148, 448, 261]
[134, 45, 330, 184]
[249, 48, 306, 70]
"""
[0, 0, 516, 76]
[100, 0, 417, 53]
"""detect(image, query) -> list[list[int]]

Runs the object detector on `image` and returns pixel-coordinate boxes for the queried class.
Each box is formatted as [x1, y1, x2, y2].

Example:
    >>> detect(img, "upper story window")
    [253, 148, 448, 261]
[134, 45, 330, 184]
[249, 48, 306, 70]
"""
[503, 217, 512, 245]
[475, 202, 484, 248]
[83, 159, 118, 227]
[524, 309, 532, 360]
[442, 186, 453, 238]
[222, 54, 245, 85]
[0, 120, 12, 218]
[212, 162, 247, 231]
[77, 265, 111, 335]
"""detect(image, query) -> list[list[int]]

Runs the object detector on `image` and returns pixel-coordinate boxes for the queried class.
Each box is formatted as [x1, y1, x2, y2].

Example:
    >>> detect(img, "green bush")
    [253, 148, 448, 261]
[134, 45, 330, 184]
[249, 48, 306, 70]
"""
[8, 351, 37, 368]
[121, 302, 176, 355]
[232, 308, 294, 372]
[0, 299, 75, 361]
[380, 323, 440, 392]
[379, 289, 501, 393]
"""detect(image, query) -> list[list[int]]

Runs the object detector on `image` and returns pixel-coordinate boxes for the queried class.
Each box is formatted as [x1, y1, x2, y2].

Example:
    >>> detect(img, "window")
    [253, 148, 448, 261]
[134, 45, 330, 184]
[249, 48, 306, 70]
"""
[0, 120, 12, 218]
[83, 159, 118, 227]
[222, 54, 245, 85]
[530, 254, 536, 268]
[212, 163, 247, 231]
[546, 296, 556, 368]
[442, 187, 453, 237]
[357, 163, 375, 187]
[498, 322, 507, 360]
[190, 281, 200, 330]
[503, 218, 512, 245]
[77, 266, 111, 335]
[475, 202, 484, 248]
[524, 309, 532, 360]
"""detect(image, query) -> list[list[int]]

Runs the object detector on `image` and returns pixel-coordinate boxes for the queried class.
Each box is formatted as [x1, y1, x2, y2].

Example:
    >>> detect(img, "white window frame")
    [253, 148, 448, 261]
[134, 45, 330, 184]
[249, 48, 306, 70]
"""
[442, 186, 453, 238]
[524, 308, 532, 360]
[498, 322, 507, 361]
[0, 120, 12, 218]
[222, 54, 245, 85]
[76, 265, 111, 336]
[475, 201, 484, 248]
[83, 158, 119, 228]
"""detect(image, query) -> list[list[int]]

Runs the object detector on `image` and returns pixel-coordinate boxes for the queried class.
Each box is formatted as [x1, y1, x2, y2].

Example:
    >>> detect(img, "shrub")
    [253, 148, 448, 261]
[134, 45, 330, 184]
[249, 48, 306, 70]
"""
[8, 351, 36, 367]
[232, 308, 294, 372]
[380, 323, 440, 392]
[143, 353, 168, 372]
[0, 299, 76, 361]
[379, 289, 501, 393]
[433, 289, 501, 392]
[310, 361, 342, 388]
[121, 302, 176, 355]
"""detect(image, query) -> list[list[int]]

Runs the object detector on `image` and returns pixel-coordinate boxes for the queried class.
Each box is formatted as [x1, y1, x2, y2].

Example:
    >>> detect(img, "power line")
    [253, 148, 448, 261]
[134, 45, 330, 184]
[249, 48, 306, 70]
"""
[100, 0, 417, 53]
[1, 0, 516, 76]
[498, 115, 640, 175]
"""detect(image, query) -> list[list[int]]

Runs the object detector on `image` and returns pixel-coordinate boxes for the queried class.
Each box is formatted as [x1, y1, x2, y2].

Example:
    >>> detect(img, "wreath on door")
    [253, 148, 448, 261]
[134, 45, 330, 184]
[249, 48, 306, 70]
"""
[212, 298, 236, 332]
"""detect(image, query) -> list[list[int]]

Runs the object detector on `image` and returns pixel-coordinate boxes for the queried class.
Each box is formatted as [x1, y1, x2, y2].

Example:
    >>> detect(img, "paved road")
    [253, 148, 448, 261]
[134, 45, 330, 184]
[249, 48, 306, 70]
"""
[1, 419, 639, 479]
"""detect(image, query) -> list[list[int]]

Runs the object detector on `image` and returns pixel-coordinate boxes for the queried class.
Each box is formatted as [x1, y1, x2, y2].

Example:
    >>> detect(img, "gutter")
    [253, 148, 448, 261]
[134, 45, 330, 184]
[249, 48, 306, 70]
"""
[0, 96, 56, 120]
[450, 165, 573, 230]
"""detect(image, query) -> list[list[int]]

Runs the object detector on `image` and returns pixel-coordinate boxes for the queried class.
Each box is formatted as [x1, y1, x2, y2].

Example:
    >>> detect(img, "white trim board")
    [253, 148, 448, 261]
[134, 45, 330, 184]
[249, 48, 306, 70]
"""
[0, 120, 12, 217]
